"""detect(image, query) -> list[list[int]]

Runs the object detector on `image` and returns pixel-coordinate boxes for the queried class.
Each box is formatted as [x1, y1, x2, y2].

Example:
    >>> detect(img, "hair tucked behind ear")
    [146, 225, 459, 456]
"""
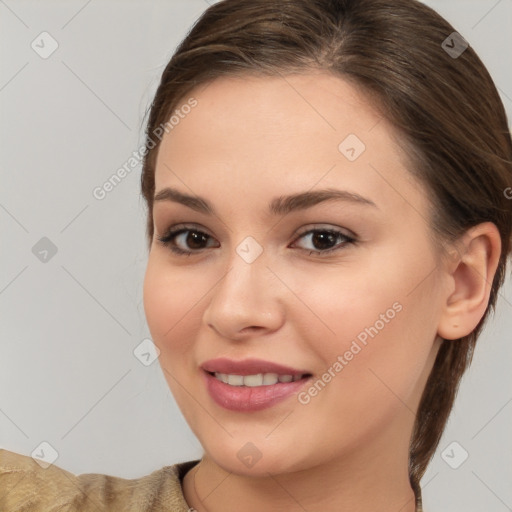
[140, 0, 512, 499]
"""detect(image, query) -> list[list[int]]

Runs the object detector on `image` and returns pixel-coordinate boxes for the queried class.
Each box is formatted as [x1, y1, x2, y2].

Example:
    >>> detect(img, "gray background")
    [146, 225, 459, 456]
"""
[0, 1, 510, 510]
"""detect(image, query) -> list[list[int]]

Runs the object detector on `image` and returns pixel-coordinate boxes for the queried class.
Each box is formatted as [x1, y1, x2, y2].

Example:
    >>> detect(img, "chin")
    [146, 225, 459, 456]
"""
[201, 436, 313, 478]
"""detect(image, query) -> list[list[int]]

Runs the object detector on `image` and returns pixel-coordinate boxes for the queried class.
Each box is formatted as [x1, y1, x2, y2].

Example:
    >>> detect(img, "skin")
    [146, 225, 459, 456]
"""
[143, 72, 501, 512]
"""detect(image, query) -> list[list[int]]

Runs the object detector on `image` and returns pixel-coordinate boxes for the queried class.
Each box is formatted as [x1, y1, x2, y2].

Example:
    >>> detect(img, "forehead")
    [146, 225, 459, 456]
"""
[159, 72, 382, 154]
[154, 72, 425, 217]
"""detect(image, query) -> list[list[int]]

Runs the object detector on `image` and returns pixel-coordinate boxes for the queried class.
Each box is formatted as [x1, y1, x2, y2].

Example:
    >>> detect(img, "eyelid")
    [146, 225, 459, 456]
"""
[162, 222, 211, 235]
[292, 223, 356, 240]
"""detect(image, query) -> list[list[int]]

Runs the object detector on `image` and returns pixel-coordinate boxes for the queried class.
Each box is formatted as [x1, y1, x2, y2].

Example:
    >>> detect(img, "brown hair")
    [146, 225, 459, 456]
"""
[140, 0, 512, 499]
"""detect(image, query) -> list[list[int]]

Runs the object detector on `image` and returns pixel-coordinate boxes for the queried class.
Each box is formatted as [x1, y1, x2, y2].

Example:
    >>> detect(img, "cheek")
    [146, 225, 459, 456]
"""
[293, 249, 439, 411]
[143, 257, 210, 421]
[143, 257, 207, 358]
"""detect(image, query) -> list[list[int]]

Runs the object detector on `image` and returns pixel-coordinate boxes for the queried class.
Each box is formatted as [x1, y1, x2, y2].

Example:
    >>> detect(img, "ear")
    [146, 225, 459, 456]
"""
[437, 222, 502, 340]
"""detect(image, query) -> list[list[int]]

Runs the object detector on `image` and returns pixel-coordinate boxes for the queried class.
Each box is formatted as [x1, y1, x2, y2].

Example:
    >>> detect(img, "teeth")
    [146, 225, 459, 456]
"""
[263, 373, 279, 385]
[227, 374, 244, 386]
[243, 374, 263, 387]
[214, 372, 304, 386]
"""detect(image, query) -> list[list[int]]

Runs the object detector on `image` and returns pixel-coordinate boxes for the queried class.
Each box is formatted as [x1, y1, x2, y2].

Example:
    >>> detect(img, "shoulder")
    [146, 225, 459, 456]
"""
[0, 448, 200, 512]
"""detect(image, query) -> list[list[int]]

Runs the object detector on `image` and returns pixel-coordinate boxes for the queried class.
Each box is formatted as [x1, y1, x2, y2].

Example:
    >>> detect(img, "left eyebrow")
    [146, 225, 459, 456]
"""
[153, 186, 379, 216]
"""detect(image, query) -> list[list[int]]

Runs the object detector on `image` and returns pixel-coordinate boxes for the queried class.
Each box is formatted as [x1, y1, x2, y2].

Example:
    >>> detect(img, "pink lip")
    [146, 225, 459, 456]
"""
[201, 357, 310, 376]
[201, 358, 312, 412]
[202, 372, 311, 412]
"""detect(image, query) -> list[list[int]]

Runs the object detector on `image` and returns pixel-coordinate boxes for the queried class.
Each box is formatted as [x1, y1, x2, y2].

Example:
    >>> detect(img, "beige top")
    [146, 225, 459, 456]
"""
[0, 448, 199, 511]
[0, 448, 423, 511]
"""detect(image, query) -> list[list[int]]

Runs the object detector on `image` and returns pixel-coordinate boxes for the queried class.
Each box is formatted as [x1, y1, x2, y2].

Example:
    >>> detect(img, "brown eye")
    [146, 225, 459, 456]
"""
[292, 228, 356, 257]
[157, 226, 219, 255]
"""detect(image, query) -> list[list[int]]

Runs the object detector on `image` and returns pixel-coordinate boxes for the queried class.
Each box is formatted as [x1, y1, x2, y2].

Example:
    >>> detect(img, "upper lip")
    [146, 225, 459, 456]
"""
[201, 357, 311, 376]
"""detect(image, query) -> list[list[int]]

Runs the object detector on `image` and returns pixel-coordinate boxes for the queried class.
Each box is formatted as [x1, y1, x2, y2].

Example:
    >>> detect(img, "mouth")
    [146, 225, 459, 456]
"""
[205, 370, 312, 387]
[200, 358, 314, 412]
[203, 370, 313, 412]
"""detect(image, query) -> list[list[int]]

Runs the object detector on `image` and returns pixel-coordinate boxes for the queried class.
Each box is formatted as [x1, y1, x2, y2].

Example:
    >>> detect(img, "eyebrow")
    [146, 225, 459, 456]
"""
[153, 186, 378, 216]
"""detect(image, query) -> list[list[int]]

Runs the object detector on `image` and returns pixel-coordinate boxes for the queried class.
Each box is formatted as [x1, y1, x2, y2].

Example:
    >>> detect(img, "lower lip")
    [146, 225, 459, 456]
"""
[203, 371, 311, 412]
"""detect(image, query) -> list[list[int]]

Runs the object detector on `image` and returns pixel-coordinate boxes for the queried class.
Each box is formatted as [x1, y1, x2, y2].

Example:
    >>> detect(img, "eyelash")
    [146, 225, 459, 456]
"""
[156, 224, 357, 258]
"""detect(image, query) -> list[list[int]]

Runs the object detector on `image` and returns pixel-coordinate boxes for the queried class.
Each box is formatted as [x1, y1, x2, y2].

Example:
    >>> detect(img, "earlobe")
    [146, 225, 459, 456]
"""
[437, 222, 501, 341]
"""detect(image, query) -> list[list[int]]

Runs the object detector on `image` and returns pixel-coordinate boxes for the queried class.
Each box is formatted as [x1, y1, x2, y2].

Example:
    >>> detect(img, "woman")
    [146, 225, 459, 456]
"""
[1, 0, 511, 510]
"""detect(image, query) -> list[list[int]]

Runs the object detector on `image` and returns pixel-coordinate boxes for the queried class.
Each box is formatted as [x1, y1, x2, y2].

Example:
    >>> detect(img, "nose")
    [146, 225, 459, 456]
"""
[202, 248, 284, 341]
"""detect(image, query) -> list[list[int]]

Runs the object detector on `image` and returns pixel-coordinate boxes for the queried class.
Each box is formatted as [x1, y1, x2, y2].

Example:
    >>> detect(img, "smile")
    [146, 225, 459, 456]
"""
[212, 372, 306, 386]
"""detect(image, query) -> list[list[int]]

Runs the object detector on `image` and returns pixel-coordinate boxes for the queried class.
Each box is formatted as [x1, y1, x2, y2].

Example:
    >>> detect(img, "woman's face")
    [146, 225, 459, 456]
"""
[143, 72, 447, 475]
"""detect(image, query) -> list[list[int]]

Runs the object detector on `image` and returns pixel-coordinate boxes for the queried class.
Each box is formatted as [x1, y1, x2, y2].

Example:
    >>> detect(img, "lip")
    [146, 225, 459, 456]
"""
[201, 358, 312, 412]
[203, 371, 311, 412]
[201, 357, 310, 376]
